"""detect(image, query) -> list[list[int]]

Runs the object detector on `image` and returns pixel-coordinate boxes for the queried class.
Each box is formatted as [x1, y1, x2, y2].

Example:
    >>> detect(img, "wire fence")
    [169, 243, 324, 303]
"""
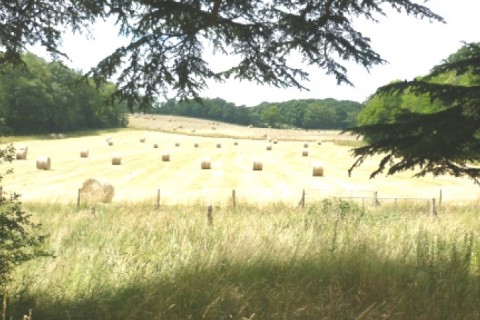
[73, 185, 444, 218]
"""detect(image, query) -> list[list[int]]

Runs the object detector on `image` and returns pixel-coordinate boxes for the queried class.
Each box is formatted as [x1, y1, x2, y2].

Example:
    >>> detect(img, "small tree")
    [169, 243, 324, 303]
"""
[0, 145, 49, 316]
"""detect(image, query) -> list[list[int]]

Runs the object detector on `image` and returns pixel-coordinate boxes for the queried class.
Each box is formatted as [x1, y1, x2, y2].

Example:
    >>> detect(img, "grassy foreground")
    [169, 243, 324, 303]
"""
[5, 199, 480, 319]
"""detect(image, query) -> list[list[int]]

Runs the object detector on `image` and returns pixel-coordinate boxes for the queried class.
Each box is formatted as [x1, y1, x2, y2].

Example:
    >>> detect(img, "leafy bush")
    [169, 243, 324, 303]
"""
[0, 145, 49, 312]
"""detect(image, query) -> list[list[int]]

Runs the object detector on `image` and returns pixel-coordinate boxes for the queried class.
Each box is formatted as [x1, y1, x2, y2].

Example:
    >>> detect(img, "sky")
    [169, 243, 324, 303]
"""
[33, 0, 480, 106]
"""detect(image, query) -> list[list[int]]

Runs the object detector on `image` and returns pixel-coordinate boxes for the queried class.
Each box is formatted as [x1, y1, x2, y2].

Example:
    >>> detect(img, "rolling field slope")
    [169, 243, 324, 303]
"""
[2, 116, 479, 204]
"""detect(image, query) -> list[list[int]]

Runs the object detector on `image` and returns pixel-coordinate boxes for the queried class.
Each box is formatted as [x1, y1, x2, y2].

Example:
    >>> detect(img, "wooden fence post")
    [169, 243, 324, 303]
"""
[232, 189, 236, 208]
[439, 189, 443, 209]
[207, 205, 213, 226]
[77, 189, 81, 207]
[373, 191, 380, 207]
[156, 189, 161, 208]
[298, 189, 306, 208]
[430, 198, 438, 218]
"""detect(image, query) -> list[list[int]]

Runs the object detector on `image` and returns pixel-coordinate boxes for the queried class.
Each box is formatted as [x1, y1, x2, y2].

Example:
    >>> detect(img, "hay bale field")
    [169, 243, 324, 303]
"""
[2, 128, 479, 203]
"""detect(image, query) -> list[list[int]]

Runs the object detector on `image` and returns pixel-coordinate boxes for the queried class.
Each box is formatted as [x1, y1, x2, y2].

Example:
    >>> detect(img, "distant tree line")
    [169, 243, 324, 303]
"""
[0, 53, 127, 135]
[154, 97, 362, 129]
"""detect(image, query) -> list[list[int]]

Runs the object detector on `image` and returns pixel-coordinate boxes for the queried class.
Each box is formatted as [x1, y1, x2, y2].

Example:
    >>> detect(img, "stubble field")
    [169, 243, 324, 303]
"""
[2, 114, 478, 204]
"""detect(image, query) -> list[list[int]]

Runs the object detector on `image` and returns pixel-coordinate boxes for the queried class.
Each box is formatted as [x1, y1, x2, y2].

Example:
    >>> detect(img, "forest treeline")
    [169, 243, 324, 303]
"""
[0, 53, 127, 135]
[154, 98, 363, 129]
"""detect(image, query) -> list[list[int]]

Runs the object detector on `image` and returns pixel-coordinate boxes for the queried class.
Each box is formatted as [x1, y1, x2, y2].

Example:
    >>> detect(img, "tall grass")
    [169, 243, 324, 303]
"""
[5, 199, 480, 319]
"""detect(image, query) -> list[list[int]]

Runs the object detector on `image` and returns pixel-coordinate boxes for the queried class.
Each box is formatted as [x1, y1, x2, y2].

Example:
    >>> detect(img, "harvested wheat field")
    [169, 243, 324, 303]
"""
[2, 117, 479, 204]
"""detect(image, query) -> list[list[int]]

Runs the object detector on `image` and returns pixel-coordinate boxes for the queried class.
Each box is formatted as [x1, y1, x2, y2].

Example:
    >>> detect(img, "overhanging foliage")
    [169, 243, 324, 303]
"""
[0, 0, 444, 110]
[347, 43, 480, 184]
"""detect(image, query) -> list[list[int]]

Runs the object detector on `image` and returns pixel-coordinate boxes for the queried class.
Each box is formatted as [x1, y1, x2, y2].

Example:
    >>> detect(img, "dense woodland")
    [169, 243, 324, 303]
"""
[0, 53, 127, 135]
[154, 98, 362, 129]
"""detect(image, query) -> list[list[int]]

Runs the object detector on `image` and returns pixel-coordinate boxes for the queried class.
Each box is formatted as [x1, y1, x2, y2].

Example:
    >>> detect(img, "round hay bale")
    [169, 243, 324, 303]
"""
[153, 143, 159, 148]
[191, 129, 196, 133]
[175, 142, 180, 147]
[161, 152, 170, 162]
[273, 139, 278, 144]
[79, 178, 114, 203]
[252, 161, 263, 171]
[234, 141, 238, 146]
[317, 140, 322, 145]
[302, 150, 309, 157]
[16, 149, 27, 160]
[107, 140, 114, 146]
[216, 143, 221, 148]
[15, 145, 28, 160]
[50, 133, 58, 139]
[194, 143, 199, 148]
[266, 145, 272, 151]
[312, 162, 324, 177]
[303, 143, 309, 148]
[212, 126, 216, 130]
[201, 158, 211, 169]
[36, 156, 51, 170]
[57, 133, 65, 139]
[140, 137, 146, 143]
[111, 153, 122, 165]
[80, 149, 89, 158]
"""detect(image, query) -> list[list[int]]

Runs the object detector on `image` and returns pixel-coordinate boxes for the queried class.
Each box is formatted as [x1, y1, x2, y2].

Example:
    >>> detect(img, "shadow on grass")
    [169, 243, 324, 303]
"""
[8, 253, 480, 320]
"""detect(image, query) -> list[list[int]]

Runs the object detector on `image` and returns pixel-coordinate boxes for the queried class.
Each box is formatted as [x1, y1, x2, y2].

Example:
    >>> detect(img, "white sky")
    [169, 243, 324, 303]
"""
[33, 0, 480, 106]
